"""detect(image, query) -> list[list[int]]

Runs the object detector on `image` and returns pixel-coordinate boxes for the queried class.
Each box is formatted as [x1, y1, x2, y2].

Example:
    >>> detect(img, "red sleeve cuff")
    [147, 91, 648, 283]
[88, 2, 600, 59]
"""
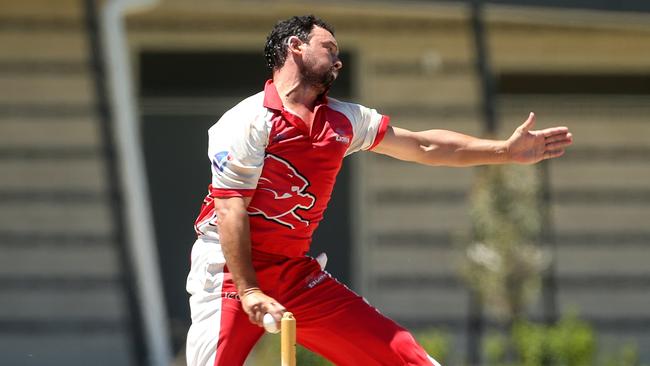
[210, 187, 256, 198]
[368, 115, 390, 151]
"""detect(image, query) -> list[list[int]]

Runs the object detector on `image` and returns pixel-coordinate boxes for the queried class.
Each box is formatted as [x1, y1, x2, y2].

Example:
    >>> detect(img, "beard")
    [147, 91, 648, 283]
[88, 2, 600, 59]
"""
[300, 63, 337, 92]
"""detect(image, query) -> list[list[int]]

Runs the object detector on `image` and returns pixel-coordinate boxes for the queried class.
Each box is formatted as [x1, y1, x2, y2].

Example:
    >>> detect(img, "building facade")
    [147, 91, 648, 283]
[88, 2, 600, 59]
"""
[1, 0, 649, 364]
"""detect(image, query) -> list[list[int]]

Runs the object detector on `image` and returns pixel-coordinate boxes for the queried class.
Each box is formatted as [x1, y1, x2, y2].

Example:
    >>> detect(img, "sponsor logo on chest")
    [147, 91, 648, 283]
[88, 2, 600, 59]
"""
[335, 135, 350, 144]
[332, 126, 350, 144]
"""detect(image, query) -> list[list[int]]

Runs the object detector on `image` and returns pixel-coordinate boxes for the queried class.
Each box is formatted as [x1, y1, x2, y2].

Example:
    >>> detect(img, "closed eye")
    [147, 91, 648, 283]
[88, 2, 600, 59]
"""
[323, 41, 339, 56]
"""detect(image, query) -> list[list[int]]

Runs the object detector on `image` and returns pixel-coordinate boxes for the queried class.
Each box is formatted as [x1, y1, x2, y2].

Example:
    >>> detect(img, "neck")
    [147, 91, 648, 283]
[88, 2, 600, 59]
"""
[273, 69, 323, 111]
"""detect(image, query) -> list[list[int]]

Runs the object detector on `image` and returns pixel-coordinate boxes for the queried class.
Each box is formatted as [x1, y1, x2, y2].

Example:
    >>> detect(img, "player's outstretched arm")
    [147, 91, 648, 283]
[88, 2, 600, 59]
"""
[215, 196, 286, 326]
[372, 112, 573, 167]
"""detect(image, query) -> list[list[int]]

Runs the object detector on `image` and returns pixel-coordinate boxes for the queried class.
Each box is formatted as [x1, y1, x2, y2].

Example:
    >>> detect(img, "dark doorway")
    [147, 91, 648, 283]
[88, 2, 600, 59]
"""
[139, 50, 354, 353]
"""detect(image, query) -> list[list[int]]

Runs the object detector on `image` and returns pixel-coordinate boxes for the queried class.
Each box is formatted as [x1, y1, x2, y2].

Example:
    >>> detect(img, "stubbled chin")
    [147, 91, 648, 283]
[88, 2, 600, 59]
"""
[322, 75, 336, 90]
[326, 70, 338, 83]
[303, 68, 338, 92]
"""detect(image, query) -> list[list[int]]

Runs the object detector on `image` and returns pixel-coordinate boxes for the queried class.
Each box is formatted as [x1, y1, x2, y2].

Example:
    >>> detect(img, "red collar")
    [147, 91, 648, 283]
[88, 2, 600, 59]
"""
[262, 79, 329, 112]
[262, 79, 283, 111]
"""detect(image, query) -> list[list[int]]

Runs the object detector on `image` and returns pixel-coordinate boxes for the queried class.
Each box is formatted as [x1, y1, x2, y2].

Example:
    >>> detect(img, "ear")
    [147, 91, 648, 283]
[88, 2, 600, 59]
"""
[286, 36, 304, 55]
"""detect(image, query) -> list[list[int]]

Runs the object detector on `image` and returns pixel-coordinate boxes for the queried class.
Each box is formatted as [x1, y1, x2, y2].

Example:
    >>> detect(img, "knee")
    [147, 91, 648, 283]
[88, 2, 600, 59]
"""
[390, 330, 439, 365]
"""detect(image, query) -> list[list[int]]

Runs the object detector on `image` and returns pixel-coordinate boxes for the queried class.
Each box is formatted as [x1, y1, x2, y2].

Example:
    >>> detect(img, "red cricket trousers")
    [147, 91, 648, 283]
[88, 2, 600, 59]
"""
[186, 239, 441, 366]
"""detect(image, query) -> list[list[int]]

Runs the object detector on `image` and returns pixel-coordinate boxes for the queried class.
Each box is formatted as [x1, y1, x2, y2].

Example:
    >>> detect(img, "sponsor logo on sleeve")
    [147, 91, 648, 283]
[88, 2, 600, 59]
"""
[213, 151, 232, 172]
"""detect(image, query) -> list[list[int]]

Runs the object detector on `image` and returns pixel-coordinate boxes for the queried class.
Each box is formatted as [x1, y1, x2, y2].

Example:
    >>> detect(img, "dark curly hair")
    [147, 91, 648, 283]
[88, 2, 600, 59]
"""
[264, 15, 335, 71]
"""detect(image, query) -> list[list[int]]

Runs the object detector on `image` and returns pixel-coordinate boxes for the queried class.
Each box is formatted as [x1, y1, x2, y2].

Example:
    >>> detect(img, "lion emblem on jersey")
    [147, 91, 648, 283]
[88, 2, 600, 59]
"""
[247, 154, 316, 229]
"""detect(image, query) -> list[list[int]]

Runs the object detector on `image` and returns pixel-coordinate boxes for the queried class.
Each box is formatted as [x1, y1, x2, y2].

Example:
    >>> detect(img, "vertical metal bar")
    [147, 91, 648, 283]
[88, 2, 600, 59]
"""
[468, 0, 498, 364]
[82, 0, 145, 364]
[539, 161, 558, 324]
[95, 1, 172, 365]
[471, 0, 498, 136]
[466, 290, 483, 366]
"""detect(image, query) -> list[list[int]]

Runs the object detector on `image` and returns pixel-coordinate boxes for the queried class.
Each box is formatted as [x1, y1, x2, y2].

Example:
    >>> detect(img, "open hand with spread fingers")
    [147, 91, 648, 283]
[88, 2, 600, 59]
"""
[506, 112, 574, 164]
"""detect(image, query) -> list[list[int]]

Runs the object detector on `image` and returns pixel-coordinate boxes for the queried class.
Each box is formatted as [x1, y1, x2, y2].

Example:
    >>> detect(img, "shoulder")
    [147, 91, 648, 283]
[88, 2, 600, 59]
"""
[215, 91, 265, 124]
[209, 91, 270, 134]
[327, 97, 380, 128]
[229, 91, 266, 115]
[327, 97, 364, 120]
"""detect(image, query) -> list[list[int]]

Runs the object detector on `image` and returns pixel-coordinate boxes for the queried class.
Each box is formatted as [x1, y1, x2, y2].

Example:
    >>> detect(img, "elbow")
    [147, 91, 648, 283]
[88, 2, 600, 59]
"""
[418, 143, 463, 167]
[417, 144, 441, 166]
[215, 205, 231, 224]
[214, 198, 248, 226]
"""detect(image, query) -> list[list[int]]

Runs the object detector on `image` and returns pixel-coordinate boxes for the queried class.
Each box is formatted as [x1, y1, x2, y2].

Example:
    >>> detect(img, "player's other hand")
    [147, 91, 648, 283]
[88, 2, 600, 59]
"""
[506, 112, 573, 164]
[240, 287, 286, 327]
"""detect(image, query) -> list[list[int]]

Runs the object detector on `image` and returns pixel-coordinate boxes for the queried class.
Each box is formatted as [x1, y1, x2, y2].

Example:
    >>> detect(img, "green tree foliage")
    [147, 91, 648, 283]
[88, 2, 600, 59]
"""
[459, 165, 549, 322]
[414, 328, 451, 364]
[511, 313, 595, 366]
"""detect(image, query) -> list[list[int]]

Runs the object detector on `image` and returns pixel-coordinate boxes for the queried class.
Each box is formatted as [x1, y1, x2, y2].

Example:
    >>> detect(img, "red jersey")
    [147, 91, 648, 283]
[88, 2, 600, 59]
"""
[194, 80, 389, 257]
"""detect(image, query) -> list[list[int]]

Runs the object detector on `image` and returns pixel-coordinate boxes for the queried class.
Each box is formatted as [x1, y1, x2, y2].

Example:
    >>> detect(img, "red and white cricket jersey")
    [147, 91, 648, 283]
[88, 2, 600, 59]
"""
[194, 80, 389, 257]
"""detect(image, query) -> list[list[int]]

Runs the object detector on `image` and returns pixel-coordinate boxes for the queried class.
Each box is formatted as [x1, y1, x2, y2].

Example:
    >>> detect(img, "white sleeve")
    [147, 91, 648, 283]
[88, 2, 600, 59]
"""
[342, 102, 390, 156]
[207, 109, 270, 197]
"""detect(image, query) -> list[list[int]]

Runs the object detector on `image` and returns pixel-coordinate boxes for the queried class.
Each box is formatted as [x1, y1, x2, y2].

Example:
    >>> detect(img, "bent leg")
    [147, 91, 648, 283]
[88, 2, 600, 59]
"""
[278, 261, 441, 366]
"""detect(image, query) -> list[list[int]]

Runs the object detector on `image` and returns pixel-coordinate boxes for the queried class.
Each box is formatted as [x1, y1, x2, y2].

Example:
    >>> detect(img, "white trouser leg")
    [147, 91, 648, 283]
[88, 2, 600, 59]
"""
[185, 239, 226, 366]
